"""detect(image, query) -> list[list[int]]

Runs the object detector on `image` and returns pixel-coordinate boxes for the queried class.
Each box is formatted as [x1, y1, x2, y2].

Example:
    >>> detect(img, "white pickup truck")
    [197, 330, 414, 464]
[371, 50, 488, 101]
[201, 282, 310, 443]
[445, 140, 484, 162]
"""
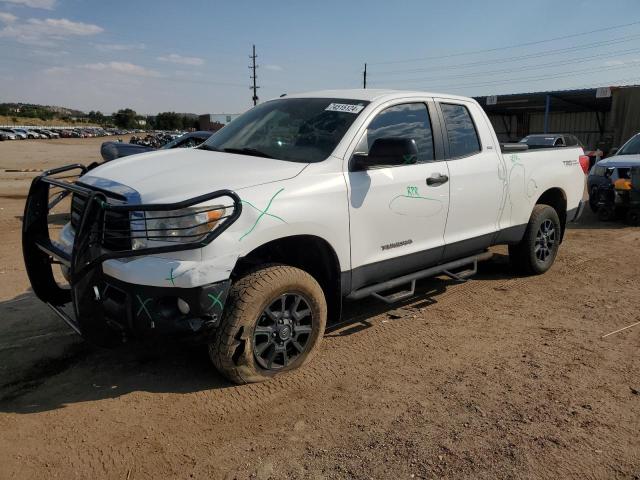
[22, 89, 588, 384]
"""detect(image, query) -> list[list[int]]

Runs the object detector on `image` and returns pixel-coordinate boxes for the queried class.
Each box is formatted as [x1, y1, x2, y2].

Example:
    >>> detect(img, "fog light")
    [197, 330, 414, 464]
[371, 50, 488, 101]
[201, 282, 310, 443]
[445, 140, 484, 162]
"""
[177, 298, 190, 315]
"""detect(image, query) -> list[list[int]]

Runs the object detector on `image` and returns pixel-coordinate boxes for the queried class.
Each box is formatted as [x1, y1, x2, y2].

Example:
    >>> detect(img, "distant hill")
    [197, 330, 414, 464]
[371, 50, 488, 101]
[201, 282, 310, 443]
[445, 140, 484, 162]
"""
[0, 102, 86, 120]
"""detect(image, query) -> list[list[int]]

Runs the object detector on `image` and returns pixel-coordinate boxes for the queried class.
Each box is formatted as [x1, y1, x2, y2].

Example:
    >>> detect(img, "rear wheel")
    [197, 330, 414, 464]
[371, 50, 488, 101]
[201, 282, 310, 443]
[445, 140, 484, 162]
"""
[209, 265, 327, 384]
[509, 204, 561, 275]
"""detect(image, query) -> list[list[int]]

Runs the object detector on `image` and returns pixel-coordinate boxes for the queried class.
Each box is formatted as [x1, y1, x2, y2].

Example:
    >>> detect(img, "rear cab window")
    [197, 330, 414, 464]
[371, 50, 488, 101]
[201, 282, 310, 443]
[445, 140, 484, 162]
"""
[439, 103, 481, 158]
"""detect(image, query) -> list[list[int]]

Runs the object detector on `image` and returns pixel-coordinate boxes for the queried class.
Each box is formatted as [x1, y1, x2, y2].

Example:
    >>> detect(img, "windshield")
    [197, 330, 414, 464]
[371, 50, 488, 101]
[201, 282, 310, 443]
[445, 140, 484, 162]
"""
[200, 98, 369, 162]
[618, 134, 640, 155]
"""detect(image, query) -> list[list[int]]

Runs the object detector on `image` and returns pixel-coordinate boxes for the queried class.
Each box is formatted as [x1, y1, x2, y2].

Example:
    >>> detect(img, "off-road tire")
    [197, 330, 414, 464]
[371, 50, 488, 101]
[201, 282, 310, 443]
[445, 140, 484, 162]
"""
[509, 204, 561, 275]
[209, 265, 327, 384]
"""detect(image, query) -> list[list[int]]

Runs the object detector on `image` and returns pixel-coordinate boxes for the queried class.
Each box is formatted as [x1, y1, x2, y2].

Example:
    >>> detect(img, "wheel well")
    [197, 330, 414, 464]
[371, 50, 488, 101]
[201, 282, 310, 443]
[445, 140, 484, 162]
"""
[232, 235, 342, 323]
[536, 188, 567, 240]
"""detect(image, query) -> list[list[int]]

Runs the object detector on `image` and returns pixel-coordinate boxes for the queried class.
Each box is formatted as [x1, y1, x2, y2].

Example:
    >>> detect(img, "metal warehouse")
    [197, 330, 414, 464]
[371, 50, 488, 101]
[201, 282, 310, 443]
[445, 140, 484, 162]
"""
[475, 84, 640, 154]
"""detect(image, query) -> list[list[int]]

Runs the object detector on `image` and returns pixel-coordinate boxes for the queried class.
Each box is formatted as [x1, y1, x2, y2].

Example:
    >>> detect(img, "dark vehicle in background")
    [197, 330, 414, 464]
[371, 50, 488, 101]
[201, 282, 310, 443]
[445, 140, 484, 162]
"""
[587, 133, 640, 212]
[100, 130, 213, 161]
[520, 133, 602, 168]
[33, 128, 60, 139]
[519, 133, 583, 148]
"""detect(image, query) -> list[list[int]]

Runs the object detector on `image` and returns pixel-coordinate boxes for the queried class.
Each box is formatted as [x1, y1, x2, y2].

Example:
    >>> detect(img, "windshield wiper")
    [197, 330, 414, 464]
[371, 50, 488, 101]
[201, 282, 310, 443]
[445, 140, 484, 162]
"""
[223, 147, 274, 159]
[198, 144, 220, 152]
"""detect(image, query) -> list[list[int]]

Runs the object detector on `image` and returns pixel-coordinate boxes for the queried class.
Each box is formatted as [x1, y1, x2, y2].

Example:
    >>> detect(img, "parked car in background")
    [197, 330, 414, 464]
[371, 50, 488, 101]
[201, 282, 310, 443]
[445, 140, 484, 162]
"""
[100, 130, 213, 161]
[587, 132, 640, 212]
[13, 128, 43, 139]
[8, 128, 27, 139]
[0, 128, 18, 140]
[34, 129, 60, 139]
[519, 133, 583, 148]
[521, 133, 602, 168]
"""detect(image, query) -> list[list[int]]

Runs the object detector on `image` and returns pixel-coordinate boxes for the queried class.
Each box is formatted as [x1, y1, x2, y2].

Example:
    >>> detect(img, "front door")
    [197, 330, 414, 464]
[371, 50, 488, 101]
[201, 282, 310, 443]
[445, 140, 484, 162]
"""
[346, 101, 450, 290]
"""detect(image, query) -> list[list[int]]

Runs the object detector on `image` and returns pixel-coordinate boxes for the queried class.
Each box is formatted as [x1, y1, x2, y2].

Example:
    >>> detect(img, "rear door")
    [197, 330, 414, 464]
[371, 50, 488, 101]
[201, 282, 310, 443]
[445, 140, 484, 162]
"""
[434, 99, 504, 260]
[346, 100, 450, 290]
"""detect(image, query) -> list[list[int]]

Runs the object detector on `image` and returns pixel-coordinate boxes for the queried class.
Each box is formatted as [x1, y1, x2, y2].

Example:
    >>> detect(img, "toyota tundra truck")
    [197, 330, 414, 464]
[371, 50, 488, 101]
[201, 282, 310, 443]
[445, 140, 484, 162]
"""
[22, 89, 588, 384]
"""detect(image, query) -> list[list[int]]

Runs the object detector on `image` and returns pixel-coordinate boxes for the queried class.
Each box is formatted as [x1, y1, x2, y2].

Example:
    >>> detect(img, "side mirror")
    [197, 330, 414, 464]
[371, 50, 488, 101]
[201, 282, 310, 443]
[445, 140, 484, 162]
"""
[351, 138, 419, 171]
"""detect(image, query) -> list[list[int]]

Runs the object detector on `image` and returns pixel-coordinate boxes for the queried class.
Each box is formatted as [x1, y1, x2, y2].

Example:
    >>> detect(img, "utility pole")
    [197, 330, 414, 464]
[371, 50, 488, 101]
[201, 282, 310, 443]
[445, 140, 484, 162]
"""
[249, 45, 259, 106]
[363, 62, 367, 89]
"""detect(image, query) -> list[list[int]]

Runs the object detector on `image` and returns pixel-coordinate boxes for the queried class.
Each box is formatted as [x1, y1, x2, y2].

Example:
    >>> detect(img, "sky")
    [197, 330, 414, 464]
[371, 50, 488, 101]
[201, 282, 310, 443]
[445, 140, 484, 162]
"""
[1, 0, 640, 115]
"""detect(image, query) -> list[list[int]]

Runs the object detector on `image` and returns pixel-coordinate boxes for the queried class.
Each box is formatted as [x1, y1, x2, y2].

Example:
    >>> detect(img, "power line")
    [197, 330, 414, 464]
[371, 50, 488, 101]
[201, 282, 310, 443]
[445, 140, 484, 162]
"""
[371, 33, 640, 76]
[249, 44, 259, 106]
[368, 19, 640, 65]
[414, 59, 640, 91]
[371, 47, 640, 85]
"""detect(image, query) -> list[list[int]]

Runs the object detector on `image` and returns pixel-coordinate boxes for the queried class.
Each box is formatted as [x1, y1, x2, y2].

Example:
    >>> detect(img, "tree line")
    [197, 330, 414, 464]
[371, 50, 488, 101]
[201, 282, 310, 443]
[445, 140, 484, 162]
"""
[0, 103, 200, 131]
[110, 109, 199, 130]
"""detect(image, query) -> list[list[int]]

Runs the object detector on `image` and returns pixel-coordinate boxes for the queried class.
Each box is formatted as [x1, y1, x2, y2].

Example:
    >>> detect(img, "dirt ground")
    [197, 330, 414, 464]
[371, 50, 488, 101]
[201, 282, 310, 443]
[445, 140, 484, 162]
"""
[0, 138, 638, 480]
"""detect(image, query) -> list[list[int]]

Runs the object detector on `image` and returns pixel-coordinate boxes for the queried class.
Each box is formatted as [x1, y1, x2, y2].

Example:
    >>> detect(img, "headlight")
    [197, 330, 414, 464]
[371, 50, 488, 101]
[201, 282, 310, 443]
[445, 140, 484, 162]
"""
[131, 205, 226, 250]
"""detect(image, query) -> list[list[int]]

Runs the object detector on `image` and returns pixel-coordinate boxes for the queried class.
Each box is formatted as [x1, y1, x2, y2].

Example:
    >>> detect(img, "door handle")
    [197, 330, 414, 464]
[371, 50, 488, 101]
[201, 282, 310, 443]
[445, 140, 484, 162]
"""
[426, 174, 449, 186]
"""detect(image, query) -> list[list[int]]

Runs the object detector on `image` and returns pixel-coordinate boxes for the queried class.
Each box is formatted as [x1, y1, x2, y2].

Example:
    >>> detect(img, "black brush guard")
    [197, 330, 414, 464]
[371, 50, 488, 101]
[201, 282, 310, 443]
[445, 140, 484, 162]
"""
[22, 164, 242, 344]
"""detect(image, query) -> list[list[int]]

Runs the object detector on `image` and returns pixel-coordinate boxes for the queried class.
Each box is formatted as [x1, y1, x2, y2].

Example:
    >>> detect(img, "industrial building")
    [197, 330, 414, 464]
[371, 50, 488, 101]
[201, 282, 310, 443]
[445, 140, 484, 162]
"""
[198, 113, 241, 131]
[474, 84, 640, 154]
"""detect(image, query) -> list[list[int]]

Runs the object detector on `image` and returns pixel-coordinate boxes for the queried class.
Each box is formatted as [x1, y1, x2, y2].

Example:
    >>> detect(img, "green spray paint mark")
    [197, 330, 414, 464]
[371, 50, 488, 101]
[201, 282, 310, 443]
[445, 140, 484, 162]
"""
[207, 291, 224, 311]
[510, 154, 523, 167]
[165, 267, 191, 286]
[407, 186, 419, 197]
[239, 188, 286, 241]
[136, 295, 153, 319]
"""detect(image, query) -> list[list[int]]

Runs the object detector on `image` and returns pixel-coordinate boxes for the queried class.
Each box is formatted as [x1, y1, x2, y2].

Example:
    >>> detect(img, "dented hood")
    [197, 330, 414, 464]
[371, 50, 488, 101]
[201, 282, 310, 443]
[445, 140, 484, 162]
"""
[81, 147, 307, 203]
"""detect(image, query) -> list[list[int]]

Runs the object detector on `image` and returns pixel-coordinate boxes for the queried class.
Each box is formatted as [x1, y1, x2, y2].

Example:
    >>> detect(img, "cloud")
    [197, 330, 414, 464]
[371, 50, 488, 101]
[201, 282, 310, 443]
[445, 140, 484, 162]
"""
[157, 53, 204, 66]
[604, 58, 640, 67]
[1, 0, 56, 9]
[82, 61, 159, 77]
[95, 42, 146, 52]
[43, 65, 69, 75]
[263, 64, 283, 71]
[0, 11, 17, 22]
[0, 16, 103, 44]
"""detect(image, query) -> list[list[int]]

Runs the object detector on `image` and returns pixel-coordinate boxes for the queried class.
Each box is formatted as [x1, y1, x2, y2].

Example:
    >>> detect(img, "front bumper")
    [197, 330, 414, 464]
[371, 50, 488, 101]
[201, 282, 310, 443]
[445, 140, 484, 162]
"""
[84, 274, 231, 342]
[22, 164, 241, 345]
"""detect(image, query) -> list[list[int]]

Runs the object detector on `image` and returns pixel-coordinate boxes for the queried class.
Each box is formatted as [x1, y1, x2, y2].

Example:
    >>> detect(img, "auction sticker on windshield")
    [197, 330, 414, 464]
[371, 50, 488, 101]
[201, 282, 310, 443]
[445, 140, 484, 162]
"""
[325, 103, 365, 114]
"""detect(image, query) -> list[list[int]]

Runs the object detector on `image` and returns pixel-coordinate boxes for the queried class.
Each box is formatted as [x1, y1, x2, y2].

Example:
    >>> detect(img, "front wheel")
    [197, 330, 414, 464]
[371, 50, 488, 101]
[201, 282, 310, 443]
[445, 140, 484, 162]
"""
[209, 265, 327, 384]
[509, 204, 561, 275]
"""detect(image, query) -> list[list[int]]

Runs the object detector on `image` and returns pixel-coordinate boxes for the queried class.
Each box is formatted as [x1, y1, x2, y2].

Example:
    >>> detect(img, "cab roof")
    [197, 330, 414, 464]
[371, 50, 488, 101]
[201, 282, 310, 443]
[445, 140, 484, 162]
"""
[282, 88, 475, 104]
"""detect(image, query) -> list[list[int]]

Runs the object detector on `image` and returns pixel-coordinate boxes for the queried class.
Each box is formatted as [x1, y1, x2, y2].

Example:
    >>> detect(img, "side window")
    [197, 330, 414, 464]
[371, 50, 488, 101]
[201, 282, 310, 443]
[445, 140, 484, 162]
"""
[440, 103, 481, 158]
[365, 103, 435, 163]
[565, 136, 577, 147]
[554, 138, 565, 147]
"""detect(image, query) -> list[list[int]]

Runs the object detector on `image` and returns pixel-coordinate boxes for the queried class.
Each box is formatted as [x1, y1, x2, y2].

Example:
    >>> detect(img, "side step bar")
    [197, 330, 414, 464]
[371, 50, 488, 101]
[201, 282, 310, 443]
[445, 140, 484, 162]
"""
[46, 302, 81, 335]
[347, 251, 493, 304]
